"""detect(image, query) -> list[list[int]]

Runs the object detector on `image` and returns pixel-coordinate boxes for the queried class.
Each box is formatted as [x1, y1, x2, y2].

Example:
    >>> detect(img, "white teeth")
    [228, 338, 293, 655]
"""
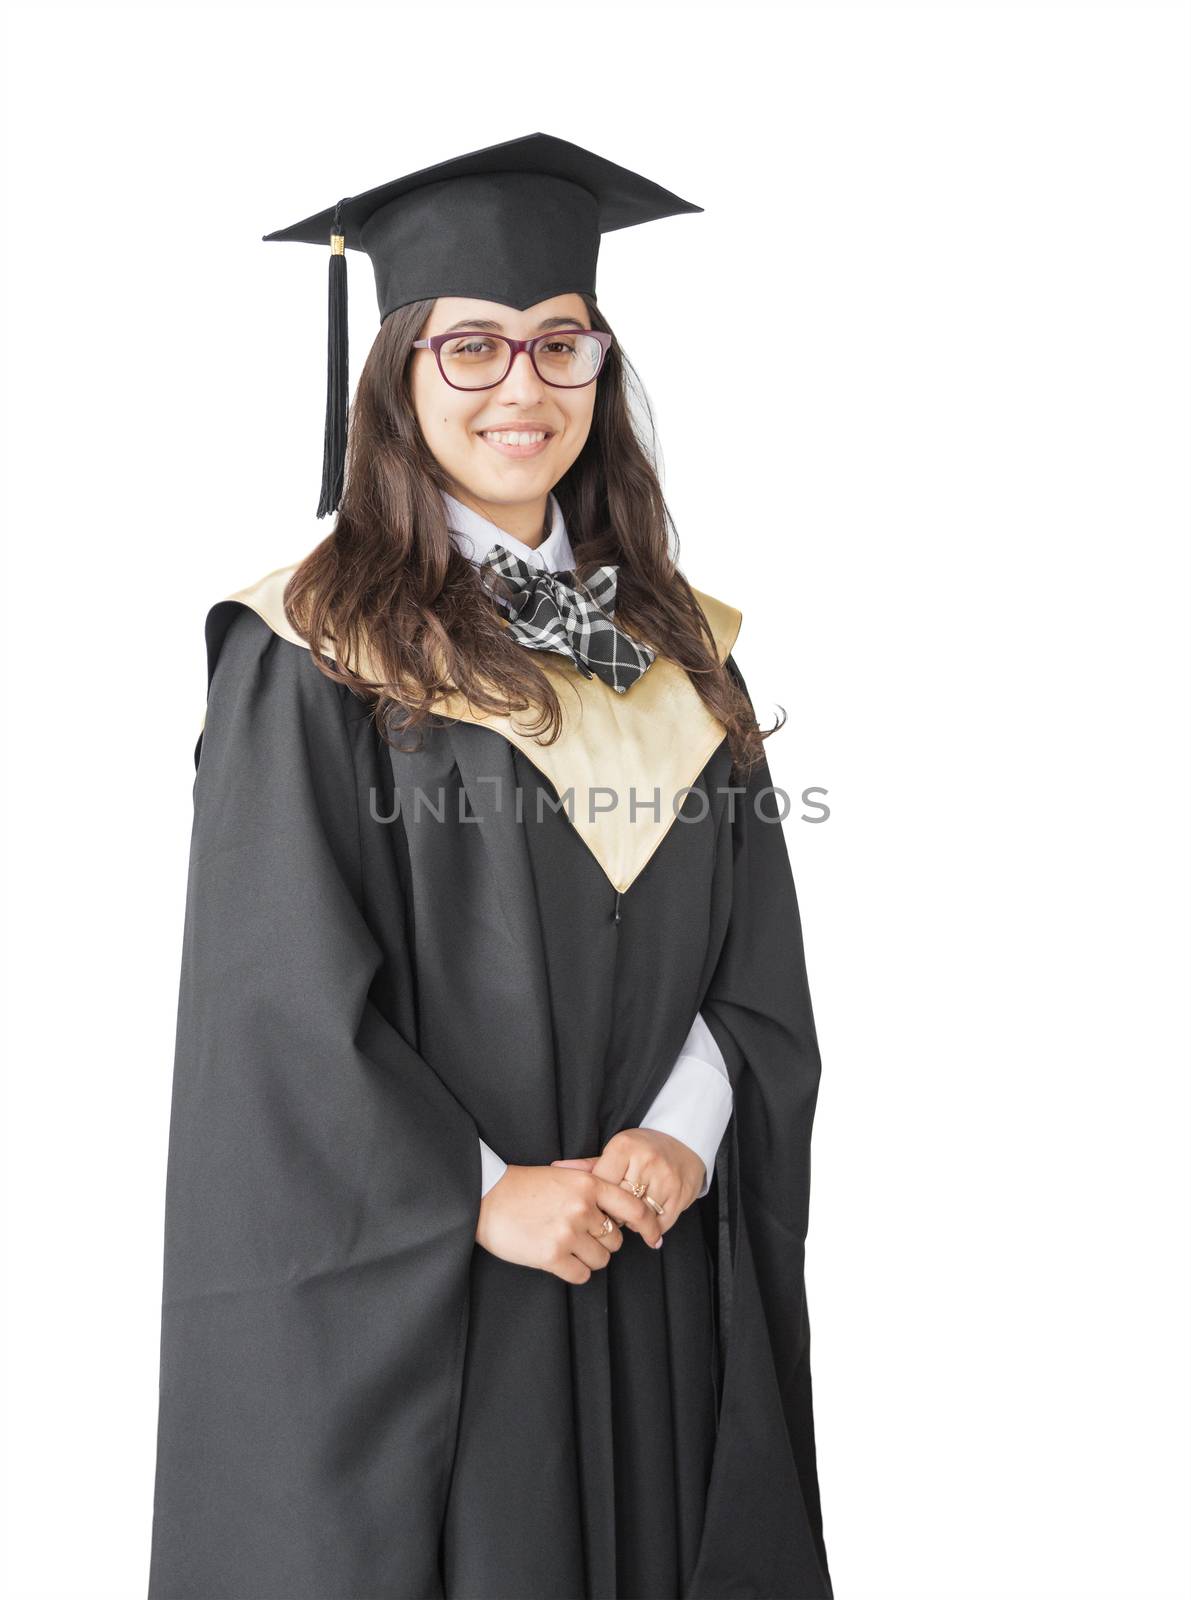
[482, 431, 548, 445]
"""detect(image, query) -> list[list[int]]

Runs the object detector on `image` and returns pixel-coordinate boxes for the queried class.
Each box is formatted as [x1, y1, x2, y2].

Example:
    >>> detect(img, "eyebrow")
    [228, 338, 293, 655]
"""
[440, 316, 590, 333]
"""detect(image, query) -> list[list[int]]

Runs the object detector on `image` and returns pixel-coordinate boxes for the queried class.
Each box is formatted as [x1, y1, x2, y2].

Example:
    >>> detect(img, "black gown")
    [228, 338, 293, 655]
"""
[147, 574, 833, 1600]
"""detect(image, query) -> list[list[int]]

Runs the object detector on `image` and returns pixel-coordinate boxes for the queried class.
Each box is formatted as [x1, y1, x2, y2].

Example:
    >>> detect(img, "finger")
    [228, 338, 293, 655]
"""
[638, 1186, 675, 1230]
[569, 1231, 615, 1272]
[587, 1212, 623, 1252]
[593, 1180, 664, 1247]
[554, 1254, 593, 1285]
[618, 1169, 678, 1239]
[551, 1157, 599, 1170]
[620, 1165, 679, 1228]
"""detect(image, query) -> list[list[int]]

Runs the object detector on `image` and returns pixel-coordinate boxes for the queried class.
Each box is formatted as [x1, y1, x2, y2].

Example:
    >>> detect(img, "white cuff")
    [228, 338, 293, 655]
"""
[638, 1032, 734, 1200]
[478, 1137, 508, 1197]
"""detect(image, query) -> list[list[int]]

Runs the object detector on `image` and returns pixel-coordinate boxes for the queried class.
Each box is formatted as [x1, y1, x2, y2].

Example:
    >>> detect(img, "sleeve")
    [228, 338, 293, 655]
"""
[637, 1011, 734, 1199]
[693, 650, 832, 1595]
[147, 604, 483, 1600]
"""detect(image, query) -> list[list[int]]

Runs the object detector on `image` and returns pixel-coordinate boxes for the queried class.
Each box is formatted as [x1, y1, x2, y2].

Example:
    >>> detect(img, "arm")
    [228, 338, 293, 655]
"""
[148, 605, 482, 1600]
[637, 1011, 734, 1199]
[480, 1017, 733, 1201]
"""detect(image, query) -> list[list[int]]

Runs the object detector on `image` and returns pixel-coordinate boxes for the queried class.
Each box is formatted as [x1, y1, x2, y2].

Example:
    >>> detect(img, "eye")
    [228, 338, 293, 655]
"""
[446, 337, 498, 357]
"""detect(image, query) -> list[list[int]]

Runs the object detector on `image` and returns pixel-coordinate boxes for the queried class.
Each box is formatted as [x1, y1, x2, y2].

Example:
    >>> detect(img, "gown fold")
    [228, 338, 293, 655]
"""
[147, 602, 832, 1600]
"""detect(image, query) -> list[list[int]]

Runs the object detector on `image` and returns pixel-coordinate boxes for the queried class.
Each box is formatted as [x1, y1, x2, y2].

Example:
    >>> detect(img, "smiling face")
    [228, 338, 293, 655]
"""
[410, 294, 598, 540]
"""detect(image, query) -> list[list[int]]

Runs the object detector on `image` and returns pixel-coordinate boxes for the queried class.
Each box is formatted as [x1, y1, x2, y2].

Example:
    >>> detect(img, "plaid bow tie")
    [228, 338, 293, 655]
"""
[478, 544, 657, 695]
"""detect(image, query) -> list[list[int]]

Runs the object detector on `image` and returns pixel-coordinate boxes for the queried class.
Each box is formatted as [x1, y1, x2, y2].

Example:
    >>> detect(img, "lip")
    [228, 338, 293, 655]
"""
[476, 426, 554, 460]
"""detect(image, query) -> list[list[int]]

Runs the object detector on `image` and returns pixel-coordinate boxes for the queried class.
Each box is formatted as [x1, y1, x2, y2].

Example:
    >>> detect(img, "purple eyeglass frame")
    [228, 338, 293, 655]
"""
[411, 327, 614, 390]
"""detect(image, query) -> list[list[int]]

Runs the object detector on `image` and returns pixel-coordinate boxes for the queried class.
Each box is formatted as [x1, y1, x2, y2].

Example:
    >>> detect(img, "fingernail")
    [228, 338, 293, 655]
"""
[652, 1236, 664, 1249]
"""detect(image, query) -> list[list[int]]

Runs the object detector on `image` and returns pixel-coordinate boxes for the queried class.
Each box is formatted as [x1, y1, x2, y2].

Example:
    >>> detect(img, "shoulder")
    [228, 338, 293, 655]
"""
[687, 583, 743, 664]
[203, 560, 308, 686]
[195, 560, 349, 769]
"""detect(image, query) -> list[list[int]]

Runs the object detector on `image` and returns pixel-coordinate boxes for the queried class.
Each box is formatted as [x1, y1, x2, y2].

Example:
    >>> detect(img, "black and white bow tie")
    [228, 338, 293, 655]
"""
[478, 544, 657, 695]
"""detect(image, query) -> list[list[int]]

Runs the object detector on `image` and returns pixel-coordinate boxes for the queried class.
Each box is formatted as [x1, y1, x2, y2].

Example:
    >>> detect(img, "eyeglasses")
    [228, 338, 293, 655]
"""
[412, 327, 613, 391]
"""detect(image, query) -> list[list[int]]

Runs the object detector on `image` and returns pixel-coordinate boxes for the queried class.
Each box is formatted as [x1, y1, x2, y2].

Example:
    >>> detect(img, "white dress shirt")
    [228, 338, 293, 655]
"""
[441, 488, 734, 1201]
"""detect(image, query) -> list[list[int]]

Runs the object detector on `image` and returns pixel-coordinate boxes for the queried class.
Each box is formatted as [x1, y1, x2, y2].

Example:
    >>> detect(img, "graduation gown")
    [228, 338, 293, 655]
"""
[146, 563, 833, 1600]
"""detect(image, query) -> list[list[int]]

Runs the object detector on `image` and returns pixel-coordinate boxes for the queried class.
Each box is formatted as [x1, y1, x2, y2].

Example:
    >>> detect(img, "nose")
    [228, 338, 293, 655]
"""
[497, 347, 548, 401]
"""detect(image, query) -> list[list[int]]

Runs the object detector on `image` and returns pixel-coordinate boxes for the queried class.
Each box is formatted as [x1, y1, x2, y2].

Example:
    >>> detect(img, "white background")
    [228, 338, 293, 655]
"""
[2, 2, 1188, 1596]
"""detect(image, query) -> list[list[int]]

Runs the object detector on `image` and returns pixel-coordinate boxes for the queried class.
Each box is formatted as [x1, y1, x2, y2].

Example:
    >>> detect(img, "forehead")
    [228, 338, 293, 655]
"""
[426, 293, 590, 334]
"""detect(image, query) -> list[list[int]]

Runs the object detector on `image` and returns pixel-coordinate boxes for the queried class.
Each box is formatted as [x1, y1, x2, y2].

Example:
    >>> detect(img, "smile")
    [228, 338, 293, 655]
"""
[478, 430, 553, 458]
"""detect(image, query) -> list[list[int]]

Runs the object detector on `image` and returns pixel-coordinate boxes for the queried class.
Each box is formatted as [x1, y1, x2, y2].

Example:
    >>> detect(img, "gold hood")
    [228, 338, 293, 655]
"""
[206, 562, 743, 894]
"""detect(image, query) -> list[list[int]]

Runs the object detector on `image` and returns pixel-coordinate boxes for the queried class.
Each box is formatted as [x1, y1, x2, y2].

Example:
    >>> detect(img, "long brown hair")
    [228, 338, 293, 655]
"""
[283, 292, 780, 778]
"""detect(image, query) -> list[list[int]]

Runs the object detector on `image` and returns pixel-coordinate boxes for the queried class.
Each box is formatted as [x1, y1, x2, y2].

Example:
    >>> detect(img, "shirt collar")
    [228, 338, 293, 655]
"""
[440, 488, 575, 574]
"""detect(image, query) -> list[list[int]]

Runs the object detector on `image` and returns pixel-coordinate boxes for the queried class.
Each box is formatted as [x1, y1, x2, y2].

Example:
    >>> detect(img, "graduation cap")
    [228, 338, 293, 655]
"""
[262, 131, 703, 517]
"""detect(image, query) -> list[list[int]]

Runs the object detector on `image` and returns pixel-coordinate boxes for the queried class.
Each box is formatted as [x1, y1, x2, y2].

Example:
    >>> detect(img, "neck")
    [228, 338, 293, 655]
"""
[448, 488, 550, 550]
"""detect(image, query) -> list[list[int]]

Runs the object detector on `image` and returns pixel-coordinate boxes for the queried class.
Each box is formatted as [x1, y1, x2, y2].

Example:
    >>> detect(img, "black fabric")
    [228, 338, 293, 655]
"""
[147, 605, 832, 1599]
[689, 655, 833, 1598]
[261, 131, 703, 321]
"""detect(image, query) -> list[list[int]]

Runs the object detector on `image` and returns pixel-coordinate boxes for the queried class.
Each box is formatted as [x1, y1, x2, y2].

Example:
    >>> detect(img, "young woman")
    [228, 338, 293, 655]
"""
[148, 135, 833, 1600]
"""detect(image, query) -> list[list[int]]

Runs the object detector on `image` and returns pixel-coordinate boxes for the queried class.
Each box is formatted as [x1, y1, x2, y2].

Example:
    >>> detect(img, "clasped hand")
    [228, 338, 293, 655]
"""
[474, 1127, 705, 1285]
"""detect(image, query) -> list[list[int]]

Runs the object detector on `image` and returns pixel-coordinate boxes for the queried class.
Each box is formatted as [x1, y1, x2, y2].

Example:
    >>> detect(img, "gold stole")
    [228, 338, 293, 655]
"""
[209, 562, 742, 894]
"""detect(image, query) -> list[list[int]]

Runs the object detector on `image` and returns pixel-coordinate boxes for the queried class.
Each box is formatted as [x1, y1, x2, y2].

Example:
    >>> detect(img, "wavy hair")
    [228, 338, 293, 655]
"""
[283, 292, 781, 778]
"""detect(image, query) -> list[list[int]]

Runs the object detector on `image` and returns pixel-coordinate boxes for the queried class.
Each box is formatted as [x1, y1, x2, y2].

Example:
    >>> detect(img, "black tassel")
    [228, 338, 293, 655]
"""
[316, 199, 349, 519]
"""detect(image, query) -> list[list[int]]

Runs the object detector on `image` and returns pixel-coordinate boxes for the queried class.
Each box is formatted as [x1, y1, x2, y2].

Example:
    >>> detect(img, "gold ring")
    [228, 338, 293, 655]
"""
[628, 1180, 646, 1199]
[643, 1195, 666, 1218]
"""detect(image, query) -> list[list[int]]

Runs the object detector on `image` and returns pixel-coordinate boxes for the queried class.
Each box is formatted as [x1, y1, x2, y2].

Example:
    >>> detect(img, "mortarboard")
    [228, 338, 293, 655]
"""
[262, 131, 703, 517]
